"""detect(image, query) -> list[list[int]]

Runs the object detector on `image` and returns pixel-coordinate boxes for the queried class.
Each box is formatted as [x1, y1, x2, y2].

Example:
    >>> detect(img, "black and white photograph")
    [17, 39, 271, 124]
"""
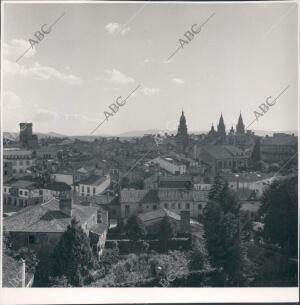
[1, 0, 299, 303]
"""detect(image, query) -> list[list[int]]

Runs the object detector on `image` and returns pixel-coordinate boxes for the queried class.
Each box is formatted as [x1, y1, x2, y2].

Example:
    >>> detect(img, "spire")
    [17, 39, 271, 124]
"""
[217, 113, 226, 136]
[236, 112, 245, 134]
[176, 109, 188, 150]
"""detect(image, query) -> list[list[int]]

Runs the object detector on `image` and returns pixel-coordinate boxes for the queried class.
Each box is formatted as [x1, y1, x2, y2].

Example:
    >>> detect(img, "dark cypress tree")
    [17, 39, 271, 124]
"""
[158, 216, 175, 252]
[251, 137, 261, 169]
[208, 173, 224, 200]
[51, 218, 97, 286]
[125, 215, 146, 241]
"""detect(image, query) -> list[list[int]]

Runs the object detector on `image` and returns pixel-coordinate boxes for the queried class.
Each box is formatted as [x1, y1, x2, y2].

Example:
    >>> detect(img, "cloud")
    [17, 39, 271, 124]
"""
[139, 59, 152, 65]
[3, 91, 22, 111]
[3, 39, 36, 59]
[32, 109, 60, 122]
[140, 87, 160, 96]
[105, 23, 130, 36]
[172, 78, 185, 85]
[3, 60, 82, 85]
[105, 69, 134, 84]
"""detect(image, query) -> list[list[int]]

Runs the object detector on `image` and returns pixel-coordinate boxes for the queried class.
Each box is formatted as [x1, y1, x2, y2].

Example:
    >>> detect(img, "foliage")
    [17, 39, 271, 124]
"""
[51, 218, 98, 286]
[125, 215, 146, 241]
[188, 250, 204, 271]
[204, 180, 252, 286]
[260, 175, 298, 256]
[10, 247, 39, 275]
[251, 137, 261, 168]
[208, 173, 224, 200]
[158, 216, 176, 252]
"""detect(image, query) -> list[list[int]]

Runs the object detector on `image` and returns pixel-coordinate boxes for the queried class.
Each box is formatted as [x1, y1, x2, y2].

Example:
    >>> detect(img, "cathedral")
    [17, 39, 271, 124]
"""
[174, 110, 255, 151]
[207, 113, 254, 149]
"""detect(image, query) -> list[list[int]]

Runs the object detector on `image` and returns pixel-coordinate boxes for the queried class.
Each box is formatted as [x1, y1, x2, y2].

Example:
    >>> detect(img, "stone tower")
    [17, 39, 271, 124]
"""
[176, 110, 189, 151]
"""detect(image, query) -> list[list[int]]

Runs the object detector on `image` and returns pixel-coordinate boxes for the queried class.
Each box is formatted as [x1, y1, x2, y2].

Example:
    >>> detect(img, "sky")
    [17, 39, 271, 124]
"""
[2, 1, 298, 136]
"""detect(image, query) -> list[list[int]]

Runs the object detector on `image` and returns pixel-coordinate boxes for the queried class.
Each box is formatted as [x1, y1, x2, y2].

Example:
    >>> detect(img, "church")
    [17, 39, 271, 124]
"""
[207, 113, 255, 149]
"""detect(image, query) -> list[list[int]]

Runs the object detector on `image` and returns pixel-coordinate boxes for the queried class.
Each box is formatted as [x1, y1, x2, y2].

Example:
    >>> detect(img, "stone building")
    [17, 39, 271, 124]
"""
[3, 191, 108, 259]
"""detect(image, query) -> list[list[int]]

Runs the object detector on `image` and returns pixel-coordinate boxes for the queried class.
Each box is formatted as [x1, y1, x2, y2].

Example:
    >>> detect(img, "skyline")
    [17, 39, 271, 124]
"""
[2, 2, 298, 136]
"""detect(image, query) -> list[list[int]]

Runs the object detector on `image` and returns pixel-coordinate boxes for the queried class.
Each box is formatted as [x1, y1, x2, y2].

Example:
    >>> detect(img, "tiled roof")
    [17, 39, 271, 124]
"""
[202, 145, 245, 159]
[3, 199, 97, 233]
[2, 253, 33, 287]
[120, 189, 148, 203]
[5, 180, 37, 189]
[138, 208, 180, 223]
[79, 175, 108, 186]
[43, 182, 71, 191]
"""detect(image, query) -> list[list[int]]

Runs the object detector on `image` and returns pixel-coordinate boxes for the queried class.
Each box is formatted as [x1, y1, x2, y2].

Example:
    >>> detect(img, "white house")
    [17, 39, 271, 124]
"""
[78, 175, 111, 198]
[149, 157, 186, 175]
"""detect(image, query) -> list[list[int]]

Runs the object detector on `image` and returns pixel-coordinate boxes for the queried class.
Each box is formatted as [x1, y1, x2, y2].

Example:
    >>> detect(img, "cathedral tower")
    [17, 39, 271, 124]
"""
[236, 112, 245, 134]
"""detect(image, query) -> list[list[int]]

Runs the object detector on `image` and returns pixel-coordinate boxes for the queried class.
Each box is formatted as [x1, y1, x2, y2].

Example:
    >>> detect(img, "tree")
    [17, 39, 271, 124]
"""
[251, 137, 261, 169]
[260, 175, 298, 256]
[208, 173, 224, 200]
[125, 215, 146, 241]
[51, 218, 98, 286]
[204, 181, 250, 286]
[188, 250, 204, 270]
[158, 216, 175, 252]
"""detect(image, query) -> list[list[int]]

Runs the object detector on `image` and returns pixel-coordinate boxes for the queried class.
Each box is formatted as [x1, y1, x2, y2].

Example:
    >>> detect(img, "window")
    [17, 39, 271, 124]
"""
[164, 203, 169, 209]
[81, 186, 84, 192]
[172, 202, 176, 209]
[39, 190, 43, 196]
[28, 235, 36, 244]
[26, 160, 30, 166]
[19, 160, 24, 166]
[125, 205, 130, 217]
[178, 203, 181, 209]
[93, 187, 96, 195]
[24, 200, 28, 207]
[185, 203, 190, 209]
[153, 205, 157, 210]
[13, 169, 16, 174]
[198, 204, 202, 210]
[87, 187, 90, 193]
[4, 187, 6, 193]
[14, 199, 17, 206]
[4, 163, 8, 168]
[19, 190, 23, 195]
[24, 191, 28, 196]
[12, 160, 17, 165]
[4, 170, 8, 175]
[19, 199, 23, 206]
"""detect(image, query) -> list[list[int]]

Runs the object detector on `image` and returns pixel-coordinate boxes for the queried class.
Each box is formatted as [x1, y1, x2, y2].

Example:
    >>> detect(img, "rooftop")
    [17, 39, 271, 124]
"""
[3, 199, 97, 233]
[202, 145, 245, 159]
[79, 175, 108, 186]
[43, 182, 71, 191]
[138, 208, 180, 223]
[2, 253, 32, 287]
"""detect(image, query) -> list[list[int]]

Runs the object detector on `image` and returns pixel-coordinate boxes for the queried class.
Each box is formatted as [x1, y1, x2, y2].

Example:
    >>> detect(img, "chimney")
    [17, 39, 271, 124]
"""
[59, 191, 72, 217]
[21, 259, 26, 288]
[180, 210, 190, 233]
